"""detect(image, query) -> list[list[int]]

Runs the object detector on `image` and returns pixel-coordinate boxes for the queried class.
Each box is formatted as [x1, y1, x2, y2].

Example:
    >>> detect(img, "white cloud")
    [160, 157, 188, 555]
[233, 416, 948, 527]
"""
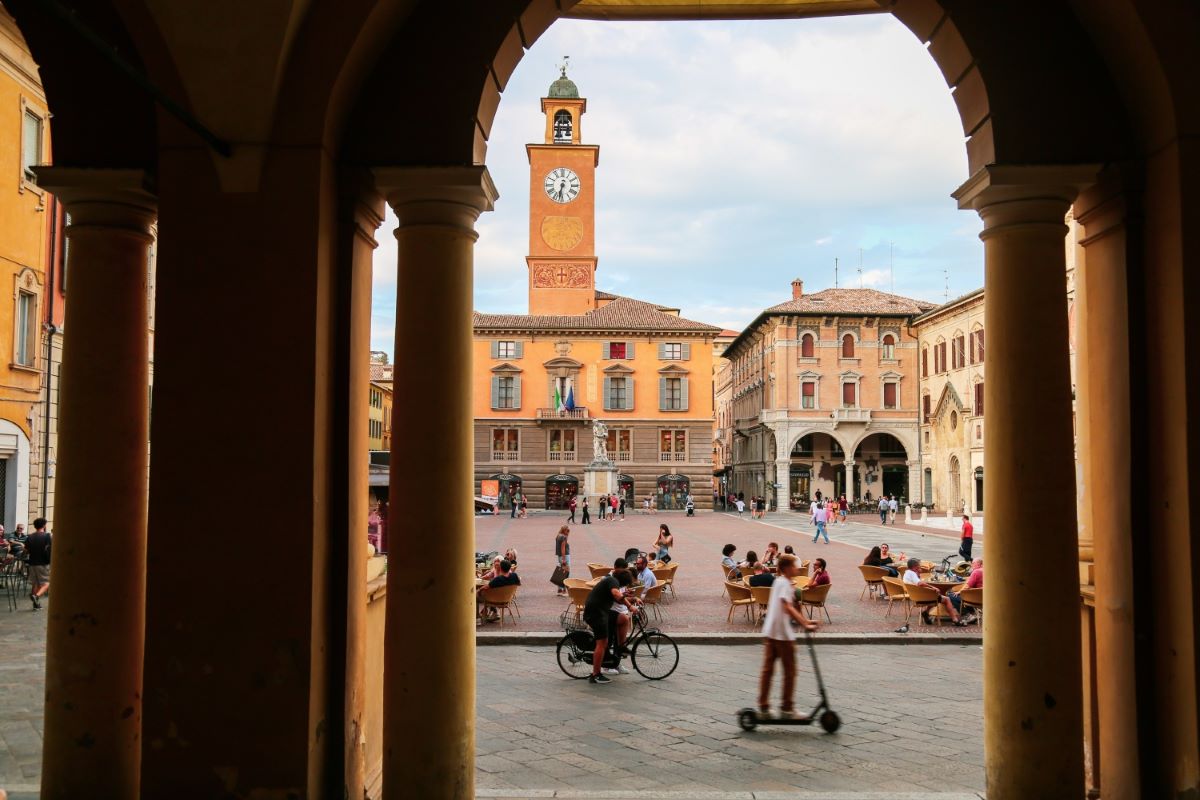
[371, 14, 983, 354]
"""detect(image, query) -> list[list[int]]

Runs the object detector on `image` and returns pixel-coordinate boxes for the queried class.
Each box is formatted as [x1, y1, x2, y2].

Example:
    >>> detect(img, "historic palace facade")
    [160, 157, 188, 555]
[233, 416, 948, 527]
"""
[721, 280, 934, 510]
[472, 70, 718, 511]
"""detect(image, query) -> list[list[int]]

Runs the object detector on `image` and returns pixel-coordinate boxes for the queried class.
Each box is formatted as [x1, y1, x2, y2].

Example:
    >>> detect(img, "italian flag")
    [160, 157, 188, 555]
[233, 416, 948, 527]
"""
[554, 385, 565, 413]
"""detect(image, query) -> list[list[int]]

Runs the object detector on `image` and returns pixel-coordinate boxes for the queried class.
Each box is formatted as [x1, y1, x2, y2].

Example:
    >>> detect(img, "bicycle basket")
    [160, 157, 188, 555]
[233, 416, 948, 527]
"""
[559, 610, 589, 634]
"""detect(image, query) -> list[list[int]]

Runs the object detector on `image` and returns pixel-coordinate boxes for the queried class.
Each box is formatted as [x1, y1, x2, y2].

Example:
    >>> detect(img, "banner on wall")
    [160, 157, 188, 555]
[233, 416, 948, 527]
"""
[481, 480, 500, 505]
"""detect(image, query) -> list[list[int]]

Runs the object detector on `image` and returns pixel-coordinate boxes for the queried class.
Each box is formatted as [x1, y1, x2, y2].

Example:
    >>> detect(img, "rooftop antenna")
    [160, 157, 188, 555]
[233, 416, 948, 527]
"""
[890, 241, 894, 293]
[858, 248, 864, 288]
[834, 257, 839, 288]
[944, 268, 950, 301]
[558, 55, 570, 77]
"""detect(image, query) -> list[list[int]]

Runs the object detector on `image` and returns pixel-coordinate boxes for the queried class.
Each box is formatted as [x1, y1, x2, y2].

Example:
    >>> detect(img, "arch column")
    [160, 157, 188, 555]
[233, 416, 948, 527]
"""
[33, 168, 155, 800]
[907, 460, 922, 506]
[843, 459, 855, 503]
[374, 166, 497, 800]
[956, 164, 1097, 800]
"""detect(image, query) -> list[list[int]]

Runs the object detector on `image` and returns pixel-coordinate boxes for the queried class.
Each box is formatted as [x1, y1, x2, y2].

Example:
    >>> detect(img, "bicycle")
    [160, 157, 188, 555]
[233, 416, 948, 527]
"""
[556, 606, 679, 681]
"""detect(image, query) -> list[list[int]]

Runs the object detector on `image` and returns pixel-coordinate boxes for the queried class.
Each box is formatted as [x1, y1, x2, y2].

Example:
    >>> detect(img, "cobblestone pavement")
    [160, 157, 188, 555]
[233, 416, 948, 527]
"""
[0, 593, 47, 797]
[476, 511, 982, 635]
[477, 643, 984, 798]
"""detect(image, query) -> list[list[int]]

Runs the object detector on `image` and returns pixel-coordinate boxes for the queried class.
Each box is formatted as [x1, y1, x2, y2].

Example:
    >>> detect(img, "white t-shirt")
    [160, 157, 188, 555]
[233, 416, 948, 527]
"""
[889, 499, 898, 512]
[639, 567, 657, 589]
[812, 505, 828, 524]
[762, 575, 797, 642]
[735, 500, 745, 512]
[903, 569, 921, 585]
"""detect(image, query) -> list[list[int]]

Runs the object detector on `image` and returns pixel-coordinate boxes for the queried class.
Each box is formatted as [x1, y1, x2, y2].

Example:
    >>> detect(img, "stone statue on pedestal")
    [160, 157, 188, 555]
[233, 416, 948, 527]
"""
[592, 419, 609, 463]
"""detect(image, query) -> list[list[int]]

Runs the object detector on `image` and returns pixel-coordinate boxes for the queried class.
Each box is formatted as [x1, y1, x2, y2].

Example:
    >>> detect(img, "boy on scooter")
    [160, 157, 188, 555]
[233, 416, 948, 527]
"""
[758, 554, 819, 718]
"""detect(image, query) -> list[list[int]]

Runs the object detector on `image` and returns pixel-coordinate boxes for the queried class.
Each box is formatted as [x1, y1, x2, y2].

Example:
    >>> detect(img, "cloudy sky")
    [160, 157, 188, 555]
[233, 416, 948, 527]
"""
[370, 13, 982, 356]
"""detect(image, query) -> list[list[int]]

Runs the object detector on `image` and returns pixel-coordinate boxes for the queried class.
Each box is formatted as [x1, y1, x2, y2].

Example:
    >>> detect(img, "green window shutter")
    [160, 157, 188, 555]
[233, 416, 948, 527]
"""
[659, 377, 668, 411]
[625, 377, 635, 410]
[514, 341, 524, 359]
[657, 343, 667, 359]
[513, 376, 522, 409]
[490, 341, 499, 358]
[681, 343, 691, 360]
[626, 341, 635, 359]
[680, 377, 689, 411]
[602, 341, 611, 359]
[490, 376, 500, 409]
[603, 376, 612, 410]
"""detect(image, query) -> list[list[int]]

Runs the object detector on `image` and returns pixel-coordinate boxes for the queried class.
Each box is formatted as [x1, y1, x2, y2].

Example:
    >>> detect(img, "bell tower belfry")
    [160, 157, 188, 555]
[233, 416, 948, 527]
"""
[526, 60, 600, 315]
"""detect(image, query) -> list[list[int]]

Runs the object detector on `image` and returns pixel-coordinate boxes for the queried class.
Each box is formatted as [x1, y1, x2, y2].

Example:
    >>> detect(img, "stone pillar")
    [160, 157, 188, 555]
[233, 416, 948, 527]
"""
[375, 166, 496, 800]
[775, 459, 791, 511]
[955, 164, 1097, 800]
[907, 460, 922, 505]
[1075, 179, 1139, 797]
[843, 459, 855, 503]
[34, 169, 155, 800]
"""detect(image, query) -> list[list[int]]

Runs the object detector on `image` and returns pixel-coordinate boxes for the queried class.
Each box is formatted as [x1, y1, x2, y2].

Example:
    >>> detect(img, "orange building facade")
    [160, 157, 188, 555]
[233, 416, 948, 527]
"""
[721, 280, 933, 510]
[472, 70, 718, 510]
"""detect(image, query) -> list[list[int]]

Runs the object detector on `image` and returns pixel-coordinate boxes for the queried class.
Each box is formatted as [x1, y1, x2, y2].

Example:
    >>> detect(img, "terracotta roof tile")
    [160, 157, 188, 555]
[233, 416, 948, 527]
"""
[474, 296, 719, 333]
[765, 288, 936, 316]
[369, 363, 393, 382]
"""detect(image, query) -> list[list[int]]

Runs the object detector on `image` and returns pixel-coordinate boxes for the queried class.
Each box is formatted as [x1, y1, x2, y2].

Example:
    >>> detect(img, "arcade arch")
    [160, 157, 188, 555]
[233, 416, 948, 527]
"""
[2, 1, 1195, 799]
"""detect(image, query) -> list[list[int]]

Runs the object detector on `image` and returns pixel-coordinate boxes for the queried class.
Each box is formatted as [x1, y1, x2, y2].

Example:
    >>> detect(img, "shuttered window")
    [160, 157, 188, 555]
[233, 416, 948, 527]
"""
[923, 394, 931, 421]
[490, 340, 522, 359]
[972, 329, 985, 364]
[922, 348, 928, 377]
[490, 375, 521, 409]
[659, 377, 687, 410]
[842, 382, 856, 408]
[603, 376, 634, 410]
[883, 382, 897, 409]
[975, 382, 985, 416]
[801, 381, 815, 409]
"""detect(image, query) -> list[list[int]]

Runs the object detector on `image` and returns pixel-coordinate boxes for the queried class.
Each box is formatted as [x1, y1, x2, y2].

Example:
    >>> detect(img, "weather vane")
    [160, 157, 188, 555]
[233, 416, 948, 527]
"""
[559, 55, 570, 78]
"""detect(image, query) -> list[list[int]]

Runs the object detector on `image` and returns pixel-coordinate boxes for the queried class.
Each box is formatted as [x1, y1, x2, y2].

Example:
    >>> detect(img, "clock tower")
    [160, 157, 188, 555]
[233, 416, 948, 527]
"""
[526, 62, 600, 315]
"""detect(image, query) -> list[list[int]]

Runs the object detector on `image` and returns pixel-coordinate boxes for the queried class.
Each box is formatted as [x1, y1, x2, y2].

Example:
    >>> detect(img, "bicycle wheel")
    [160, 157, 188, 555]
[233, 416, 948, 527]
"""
[556, 634, 594, 680]
[631, 631, 679, 680]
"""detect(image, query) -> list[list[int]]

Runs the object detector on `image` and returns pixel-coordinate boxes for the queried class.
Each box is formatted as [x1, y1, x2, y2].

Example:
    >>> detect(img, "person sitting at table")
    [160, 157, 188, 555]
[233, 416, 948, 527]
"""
[863, 546, 899, 577]
[902, 557, 966, 626]
[783, 545, 795, 556]
[635, 555, 657, 590]
[763, 542, 780, 565]
[809, 557, 831, 587]
[479, 556, 502, 581]
[740, 550, 759, 572]
[479, 559, 521, 621]
[878, 543, 895, 566]
[747, 561, 774, 588]
[948, 558, 983, 623]
[722, 544, 739, 577]
[504, 547, 518, 569]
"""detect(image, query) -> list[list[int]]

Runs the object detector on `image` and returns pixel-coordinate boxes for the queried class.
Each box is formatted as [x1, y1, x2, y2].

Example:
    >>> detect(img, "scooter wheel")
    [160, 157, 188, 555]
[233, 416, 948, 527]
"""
[737, 708, 759, 732]
[819, 710, 841, 733]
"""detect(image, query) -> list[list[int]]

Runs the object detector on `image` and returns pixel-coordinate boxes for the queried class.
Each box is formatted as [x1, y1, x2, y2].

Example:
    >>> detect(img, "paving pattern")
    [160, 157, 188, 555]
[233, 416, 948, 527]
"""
[477, 643, 984, 797]
[476, 511, 982, 635]
[0, 592, 46, 797]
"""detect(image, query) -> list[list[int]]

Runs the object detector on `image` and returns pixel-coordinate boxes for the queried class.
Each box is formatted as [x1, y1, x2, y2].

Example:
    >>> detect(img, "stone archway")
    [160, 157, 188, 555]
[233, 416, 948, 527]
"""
[949, 455, 962, 513]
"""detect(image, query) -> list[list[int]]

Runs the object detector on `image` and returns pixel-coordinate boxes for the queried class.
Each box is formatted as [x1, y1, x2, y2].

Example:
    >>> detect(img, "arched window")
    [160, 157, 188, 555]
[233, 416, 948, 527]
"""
[922, 346, 929, 377]
[800, 332, 815, 358]
[841, 333, 855, 358]
[881, 333, 895, 360]
[553, 110, 573, 143]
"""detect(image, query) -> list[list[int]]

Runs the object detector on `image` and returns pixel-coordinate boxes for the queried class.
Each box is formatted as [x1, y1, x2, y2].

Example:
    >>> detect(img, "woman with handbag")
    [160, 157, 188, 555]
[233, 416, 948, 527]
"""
[553, 525, 571, 595]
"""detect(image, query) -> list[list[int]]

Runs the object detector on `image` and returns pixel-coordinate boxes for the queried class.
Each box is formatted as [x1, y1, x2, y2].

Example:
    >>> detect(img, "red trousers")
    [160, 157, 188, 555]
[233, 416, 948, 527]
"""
[758, 638, 796, 712]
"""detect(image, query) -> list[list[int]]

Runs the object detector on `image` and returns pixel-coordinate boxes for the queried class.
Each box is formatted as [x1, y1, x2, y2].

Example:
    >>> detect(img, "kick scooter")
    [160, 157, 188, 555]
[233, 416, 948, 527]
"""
[737, 629, 841, 733]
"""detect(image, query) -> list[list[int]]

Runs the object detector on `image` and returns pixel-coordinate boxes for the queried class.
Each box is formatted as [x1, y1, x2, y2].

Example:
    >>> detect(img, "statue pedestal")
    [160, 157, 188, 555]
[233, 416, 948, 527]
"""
[583, 460, 619, 501]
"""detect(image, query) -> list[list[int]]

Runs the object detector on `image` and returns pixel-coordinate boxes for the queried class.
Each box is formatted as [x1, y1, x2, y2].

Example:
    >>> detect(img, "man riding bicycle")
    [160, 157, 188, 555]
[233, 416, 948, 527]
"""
[583, 565, 638, 685]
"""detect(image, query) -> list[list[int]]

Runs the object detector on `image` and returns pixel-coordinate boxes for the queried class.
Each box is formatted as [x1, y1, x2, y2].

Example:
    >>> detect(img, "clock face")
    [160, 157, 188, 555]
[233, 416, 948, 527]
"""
[544, 167, 581, 204]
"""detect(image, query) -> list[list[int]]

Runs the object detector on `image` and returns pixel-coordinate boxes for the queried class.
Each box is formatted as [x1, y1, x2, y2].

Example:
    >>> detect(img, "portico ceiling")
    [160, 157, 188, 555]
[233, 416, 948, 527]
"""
[566, 0, 883, 21]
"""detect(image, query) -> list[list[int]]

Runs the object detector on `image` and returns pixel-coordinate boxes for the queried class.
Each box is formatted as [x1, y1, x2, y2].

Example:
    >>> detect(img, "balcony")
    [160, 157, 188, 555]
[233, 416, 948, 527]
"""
[609, 450, 632, 462]
[548, 451, 577, 462]
[491, 451, 520, 462]
[833, 407, 872, 425]
[536, 407, 589, 422]
[659, 452, 687, 462]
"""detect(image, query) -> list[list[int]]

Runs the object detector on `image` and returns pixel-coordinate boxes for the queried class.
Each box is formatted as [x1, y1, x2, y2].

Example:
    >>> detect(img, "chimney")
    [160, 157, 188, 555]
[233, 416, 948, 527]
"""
[791, 278, 804, 300]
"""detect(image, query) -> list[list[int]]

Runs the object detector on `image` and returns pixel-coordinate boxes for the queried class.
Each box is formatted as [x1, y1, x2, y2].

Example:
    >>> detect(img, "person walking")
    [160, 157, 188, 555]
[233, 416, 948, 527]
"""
[878, 496, 889, 525]
[618, 495, 626, 519]
[757, 554, 819, 718]
[959, 514, 974, 560]
[554, 525, 571, 596]
[26, 517, 51, 610]
[811, 501, 830, 544]
[567, 496, 577, 524]
[581, 497, 591, 524]
[888, 495, 898, 525]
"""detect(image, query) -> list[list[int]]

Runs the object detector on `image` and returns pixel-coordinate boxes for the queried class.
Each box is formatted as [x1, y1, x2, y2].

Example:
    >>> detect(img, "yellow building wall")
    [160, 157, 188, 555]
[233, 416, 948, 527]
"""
[472, 334, 714, 421]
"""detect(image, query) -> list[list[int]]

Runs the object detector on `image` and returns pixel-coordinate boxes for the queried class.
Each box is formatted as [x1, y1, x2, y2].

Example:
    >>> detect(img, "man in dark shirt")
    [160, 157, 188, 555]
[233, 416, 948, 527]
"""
[583, 567, 634, 685]
[26, 517, 51, 610]
[747, 562, 775, 588]
[487, 559, 521, 589]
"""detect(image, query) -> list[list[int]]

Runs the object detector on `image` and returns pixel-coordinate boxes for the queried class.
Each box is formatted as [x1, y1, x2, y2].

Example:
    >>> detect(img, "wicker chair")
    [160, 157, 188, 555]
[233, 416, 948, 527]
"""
[902, 582, 943, 626]
[880, 576, 909, 618]
[799, 582, 833, 623]
[478, 584, 519, 628]
[725, 581, 756, 624]
[749, 585, 773, 622]
[857, 565, 889, 600]
[957, 586, 983, 623]
[643, 583, 666, 622]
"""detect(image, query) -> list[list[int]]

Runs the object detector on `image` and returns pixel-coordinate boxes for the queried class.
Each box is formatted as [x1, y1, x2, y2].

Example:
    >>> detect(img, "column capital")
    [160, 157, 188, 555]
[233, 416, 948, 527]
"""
[373, 166, 498, 234]
[843, 459, 855, 467]
[32, 167, 156, 233]
[953, 163, 1100, 233]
